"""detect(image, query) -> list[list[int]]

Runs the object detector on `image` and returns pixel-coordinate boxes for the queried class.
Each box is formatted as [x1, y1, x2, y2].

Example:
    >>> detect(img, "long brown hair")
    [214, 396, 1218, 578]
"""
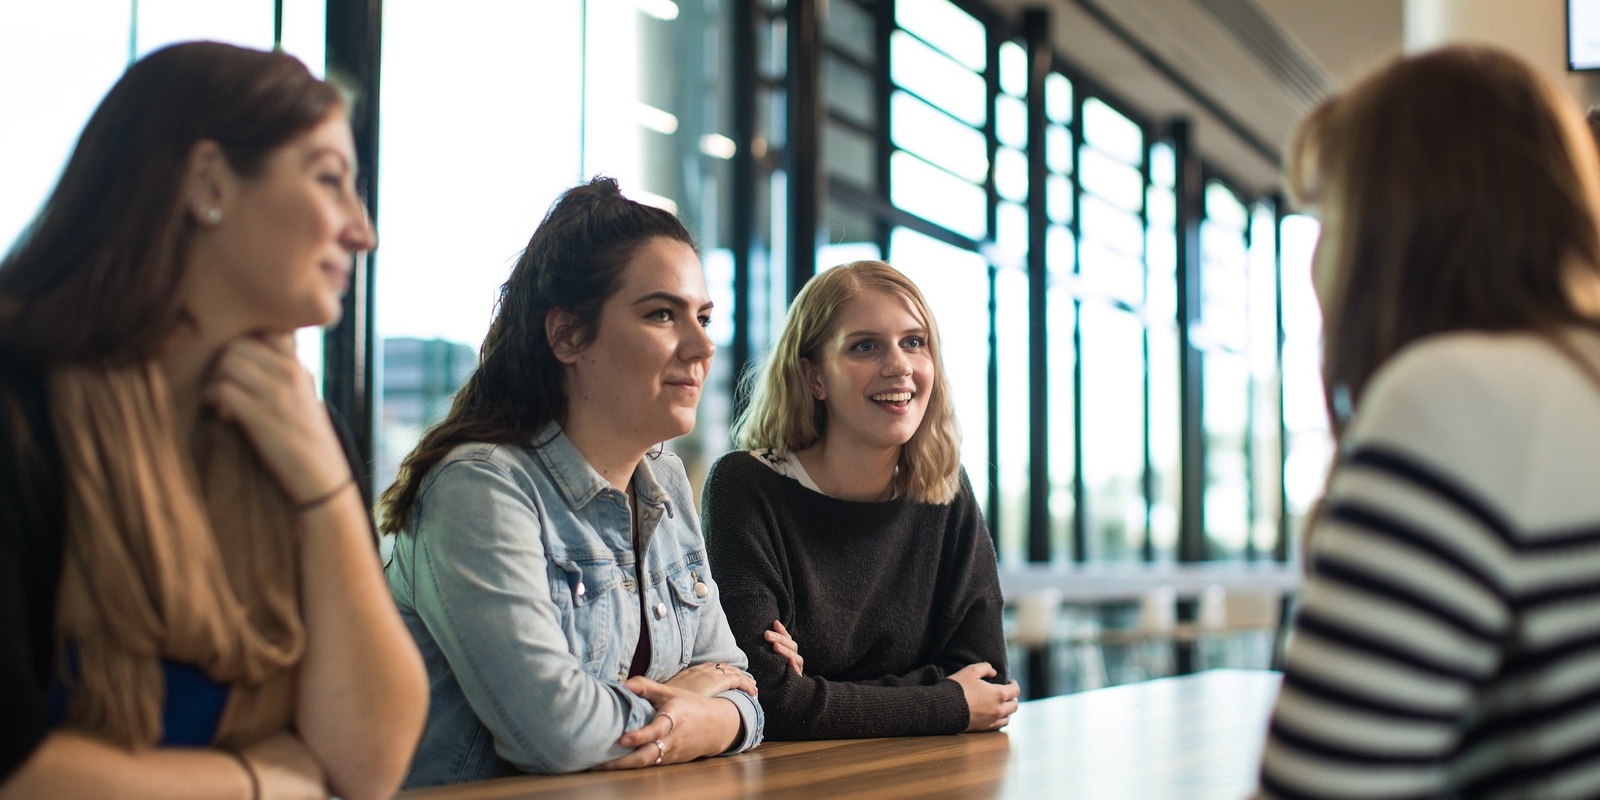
[733, 261, 962, 504]
[377, 177, 695, 535]
[0, 41, 342, 365]
[1288, 45, 1600, 436]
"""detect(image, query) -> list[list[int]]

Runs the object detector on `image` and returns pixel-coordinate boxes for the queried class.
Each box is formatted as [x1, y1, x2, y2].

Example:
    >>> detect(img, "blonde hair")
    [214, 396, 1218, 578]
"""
[733, 261, 962, 504]
[1288, 44, 1600, 436]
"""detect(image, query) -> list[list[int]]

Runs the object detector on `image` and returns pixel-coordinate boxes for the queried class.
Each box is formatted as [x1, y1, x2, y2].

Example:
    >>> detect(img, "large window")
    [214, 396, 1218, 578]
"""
[373, 0, 739, 500]
[5, 0, 1311, 569]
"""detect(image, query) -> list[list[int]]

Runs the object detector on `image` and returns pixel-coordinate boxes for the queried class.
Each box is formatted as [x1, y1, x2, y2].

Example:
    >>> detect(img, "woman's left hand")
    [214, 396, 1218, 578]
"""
[592, 677, 743, 770]
[661, 661, 758, 698]
[764, 620, 803, 675]
[203, 333, 352, 505]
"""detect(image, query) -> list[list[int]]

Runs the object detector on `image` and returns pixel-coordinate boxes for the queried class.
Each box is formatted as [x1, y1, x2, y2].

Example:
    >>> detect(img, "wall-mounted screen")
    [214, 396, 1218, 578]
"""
[1571, 0, 1600, 70]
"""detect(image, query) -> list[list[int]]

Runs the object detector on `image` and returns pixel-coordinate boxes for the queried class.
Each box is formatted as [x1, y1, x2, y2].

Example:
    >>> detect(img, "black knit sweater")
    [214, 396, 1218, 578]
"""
[701, 451, 1008, 740]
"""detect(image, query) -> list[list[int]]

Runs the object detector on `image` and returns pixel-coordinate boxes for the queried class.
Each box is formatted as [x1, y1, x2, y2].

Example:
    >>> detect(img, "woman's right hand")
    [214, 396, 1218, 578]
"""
[204, 333, 352, 507]
[947, 662, 1021, 732]
[592, 678, 743, 770]
[662, 661, 759, 698]
[238, 732, 328, 800]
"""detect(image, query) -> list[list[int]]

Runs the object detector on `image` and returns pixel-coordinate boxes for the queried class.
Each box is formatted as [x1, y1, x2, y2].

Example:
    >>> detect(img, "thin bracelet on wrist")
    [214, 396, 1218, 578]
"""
[227, 749, 261, 800]
[296, 476, 355, 513]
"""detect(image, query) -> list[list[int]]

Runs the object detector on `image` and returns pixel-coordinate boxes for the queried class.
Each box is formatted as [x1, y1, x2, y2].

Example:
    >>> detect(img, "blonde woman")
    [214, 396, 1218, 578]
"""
[703, 261, 1018, 740]
[1258, 45, 1600, 797]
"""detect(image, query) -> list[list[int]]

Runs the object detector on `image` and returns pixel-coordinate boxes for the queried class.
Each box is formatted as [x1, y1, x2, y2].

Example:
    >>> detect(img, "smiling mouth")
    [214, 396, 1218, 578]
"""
[871, 391, 914, 404]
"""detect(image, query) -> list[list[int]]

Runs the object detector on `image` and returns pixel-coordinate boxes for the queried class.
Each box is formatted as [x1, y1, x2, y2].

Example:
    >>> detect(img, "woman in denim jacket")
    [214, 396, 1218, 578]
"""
[380, 178, 762, 786]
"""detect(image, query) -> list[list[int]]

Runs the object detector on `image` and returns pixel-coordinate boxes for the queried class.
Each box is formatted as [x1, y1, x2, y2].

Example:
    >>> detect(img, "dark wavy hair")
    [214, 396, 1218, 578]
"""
[0, 41, 342, 365]
[377, 177, 695, 535]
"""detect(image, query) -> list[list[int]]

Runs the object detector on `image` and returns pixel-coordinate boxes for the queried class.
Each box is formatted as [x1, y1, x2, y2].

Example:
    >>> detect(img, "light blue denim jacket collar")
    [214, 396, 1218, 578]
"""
[530, 421, 675, 523]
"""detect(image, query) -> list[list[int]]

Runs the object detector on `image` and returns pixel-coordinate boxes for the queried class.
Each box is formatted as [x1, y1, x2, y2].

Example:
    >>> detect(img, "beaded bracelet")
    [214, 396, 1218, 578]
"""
[296, 476, 355, 513]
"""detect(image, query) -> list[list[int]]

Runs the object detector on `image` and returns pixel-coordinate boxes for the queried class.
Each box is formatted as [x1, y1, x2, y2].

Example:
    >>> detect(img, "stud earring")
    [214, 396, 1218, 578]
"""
[198, 207, 222, 225]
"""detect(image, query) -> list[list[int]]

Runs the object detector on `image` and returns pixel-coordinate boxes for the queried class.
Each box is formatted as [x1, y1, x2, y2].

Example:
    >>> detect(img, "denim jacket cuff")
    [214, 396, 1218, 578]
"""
[715, 689, 764, 754]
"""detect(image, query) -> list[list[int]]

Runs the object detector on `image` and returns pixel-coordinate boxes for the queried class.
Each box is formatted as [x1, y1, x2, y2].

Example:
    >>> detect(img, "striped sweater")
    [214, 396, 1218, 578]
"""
[1259, 331, 1600, 800]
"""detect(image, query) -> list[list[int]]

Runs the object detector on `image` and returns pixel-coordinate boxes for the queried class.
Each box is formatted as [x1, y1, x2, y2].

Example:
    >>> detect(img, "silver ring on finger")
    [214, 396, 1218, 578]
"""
[654, 738, 666, 765]
[658, 711, 676, 735]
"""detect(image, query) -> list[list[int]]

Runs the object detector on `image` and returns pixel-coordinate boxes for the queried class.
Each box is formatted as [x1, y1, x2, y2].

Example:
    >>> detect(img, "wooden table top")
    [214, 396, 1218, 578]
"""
[396, 669, 1281, 800]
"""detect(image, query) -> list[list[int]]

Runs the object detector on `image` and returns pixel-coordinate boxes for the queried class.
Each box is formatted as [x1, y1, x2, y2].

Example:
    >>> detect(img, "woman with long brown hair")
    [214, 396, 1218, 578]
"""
[1258, 45, 1600, 798]
[380, 177, 763, 785]
[0, 42, 427, 800]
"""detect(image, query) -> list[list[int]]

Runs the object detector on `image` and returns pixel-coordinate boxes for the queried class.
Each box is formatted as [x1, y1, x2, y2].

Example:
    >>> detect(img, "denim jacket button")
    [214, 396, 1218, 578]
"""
[654, 602, 667, 619]
[576, 581, 586, 598]
[693, 581, 709, 598]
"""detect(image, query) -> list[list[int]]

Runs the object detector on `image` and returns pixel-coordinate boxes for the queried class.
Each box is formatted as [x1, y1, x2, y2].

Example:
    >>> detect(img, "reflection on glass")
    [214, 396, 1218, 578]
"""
[1047, 225, 1076, 279]
[1146, 185, 1175, 230]
[1247, 204, 1281, 557]
[824, 0, 875, 64]
[995, 93, 1027, 150]
[1080, 303, 1145, 561]
[1080, 194, 1143, 261]
[891, 227, 992, 514]
[995, 146, 1028, 203]
[1280, 214, 1329, 561]
[823, 54, 875, 127]
[1145, 225, 1177, 322]
[1047, 257, 1077, 562]
[890, 150, 987, 241]
[280, 0, 327, 75]
[1078, 238, 1142, 306]
[1046, 72, 1074, 124]
[1201, 219, 1249, 350]
[999, 40, 1027, 97]
[890, 30, 986, 127]
[1205, 180, 1249, 230]
[895, 0, 987, 72]
[891, 90, 988, 183]
[825, 119, 875, 187]
[1047, 124, 1073, 175]
[1079, 146, 1143, 214]
[1, 4, 133, 254]
[1047, 174, 1073, 225]
[1204, 351, 1250, 558]
[1149, 141, 1175, 189]
[1148, 323, 1179, 560]
[996, 264, 1030, 563]
[1082, 98, 1142, 165]
[996, 200, 1027, 263]
[376, 2, 586, 495]
[136, 0, 273, 57]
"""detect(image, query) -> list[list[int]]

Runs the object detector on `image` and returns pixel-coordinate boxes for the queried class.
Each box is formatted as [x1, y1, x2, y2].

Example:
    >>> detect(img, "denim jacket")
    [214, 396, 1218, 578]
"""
[386, 423, 762, 786]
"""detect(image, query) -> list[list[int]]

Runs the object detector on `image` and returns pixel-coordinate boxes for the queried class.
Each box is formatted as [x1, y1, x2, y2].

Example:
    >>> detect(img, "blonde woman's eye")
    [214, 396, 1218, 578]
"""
[850, 340, 877, 352]
[903, 336, 926, 349]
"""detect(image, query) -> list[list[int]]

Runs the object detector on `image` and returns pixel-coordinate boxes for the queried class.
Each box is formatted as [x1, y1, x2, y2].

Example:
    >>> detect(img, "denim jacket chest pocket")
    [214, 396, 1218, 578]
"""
[663, 555, 713, 668]
[546, 555, 623, 670]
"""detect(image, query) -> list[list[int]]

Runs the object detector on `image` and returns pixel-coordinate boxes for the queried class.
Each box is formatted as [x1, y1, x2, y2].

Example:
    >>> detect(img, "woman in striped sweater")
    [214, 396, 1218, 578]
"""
[1258, 45, 1600, 798]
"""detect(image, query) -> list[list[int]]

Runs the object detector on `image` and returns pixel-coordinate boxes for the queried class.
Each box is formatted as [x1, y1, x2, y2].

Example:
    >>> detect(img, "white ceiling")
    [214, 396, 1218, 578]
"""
[981, 0, 1404, 195]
